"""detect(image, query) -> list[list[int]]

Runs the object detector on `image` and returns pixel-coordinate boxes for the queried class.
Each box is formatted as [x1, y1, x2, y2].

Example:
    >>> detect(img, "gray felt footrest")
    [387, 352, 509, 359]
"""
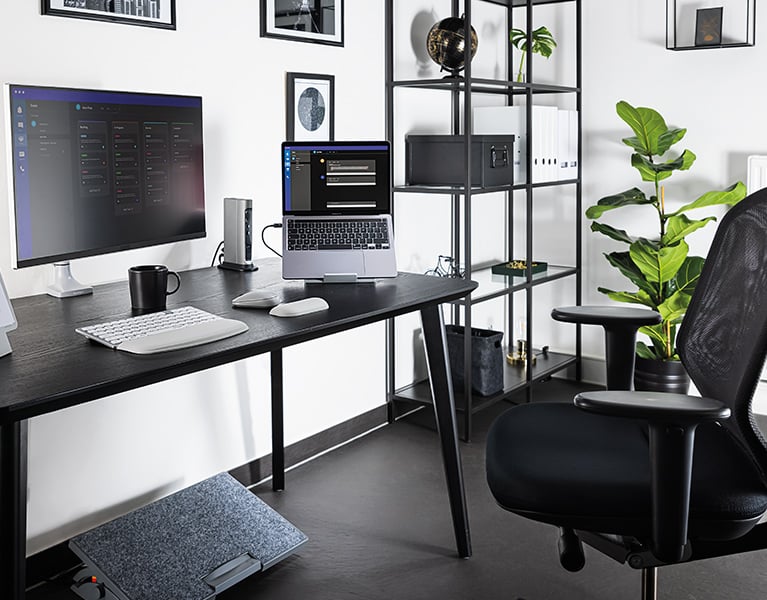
[69, 472, 307, 600]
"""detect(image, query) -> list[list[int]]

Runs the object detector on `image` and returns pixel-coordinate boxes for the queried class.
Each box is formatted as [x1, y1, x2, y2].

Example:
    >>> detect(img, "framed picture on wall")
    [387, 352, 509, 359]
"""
[695, 7, 723, 46]
[286, 72, 335, 142]
[261, 0, 343, 46]
[41, 0, 176, 30]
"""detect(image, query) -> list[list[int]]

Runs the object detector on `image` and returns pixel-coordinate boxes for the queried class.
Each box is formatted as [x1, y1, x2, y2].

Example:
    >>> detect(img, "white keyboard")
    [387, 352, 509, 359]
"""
[76, 306, 249, 354]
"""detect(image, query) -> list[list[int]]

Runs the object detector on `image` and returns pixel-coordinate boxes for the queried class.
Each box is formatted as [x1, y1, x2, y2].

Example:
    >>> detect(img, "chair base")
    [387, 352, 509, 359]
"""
[642, 567, 658, 600]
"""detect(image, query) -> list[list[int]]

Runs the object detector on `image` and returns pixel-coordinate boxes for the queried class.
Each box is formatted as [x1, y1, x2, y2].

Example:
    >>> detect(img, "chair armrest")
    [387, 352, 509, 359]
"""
[552, 307, 661, 391]
[574, 390, 730, 424]
[552, 306, 661, 328]
[574, 390, 730, 564]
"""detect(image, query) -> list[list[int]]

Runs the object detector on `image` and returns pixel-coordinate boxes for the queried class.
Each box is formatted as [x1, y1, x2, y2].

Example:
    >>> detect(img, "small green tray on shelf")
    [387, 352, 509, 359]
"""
[491, 260, 548, 277]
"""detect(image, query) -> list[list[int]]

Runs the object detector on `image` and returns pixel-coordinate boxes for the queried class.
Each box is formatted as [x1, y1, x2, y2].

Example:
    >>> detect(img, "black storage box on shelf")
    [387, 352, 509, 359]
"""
[406, 134, 515, 188]
[445, 325, 504, 397]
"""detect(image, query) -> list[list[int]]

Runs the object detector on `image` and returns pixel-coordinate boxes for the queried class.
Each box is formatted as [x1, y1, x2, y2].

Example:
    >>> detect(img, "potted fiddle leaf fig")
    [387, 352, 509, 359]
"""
[586, 100, 747, 391]
[509, 26, 556, 82]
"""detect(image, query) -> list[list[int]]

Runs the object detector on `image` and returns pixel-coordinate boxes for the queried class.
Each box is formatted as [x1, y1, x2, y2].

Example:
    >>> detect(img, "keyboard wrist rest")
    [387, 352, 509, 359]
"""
[118, 318, 249, 354]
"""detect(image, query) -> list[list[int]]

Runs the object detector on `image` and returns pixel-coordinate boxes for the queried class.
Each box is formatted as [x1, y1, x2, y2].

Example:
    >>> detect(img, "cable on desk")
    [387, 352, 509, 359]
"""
[262, 223, 283, 258]
[210, 240, 225, 267]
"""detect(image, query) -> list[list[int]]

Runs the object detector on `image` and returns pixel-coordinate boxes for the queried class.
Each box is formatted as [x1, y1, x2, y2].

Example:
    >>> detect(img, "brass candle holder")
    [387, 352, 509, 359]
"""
[506, 339, 537, 367]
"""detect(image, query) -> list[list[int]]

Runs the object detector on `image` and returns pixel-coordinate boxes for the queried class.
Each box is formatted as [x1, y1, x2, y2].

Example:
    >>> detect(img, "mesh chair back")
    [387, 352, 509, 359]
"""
[678, 188, 767, 481]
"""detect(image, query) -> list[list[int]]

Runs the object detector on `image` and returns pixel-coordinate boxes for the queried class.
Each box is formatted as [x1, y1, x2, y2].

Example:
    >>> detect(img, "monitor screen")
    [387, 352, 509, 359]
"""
[6, 84, 206, 268]
[282, 141, 390, 215]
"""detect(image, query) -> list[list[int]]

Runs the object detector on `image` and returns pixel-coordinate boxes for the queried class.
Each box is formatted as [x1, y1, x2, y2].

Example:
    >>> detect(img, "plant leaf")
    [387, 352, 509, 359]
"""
[662, 214, 716, 246]
[630, 153, 672, 182]
[509, 28, 527, 50]
[656, 127, 687, 155]
[657, 290, 691, 323]
[510, 26, 556, 57]
[616, 100, 668, 157]
[585, 187, 652, 219]
[672, 256, 704, 295]
[603, 251, 657, 297]
[635, 341, 658, 359]
[672, 181, 747, 215]
[590, 221, 633, 244]
[630, 150, 696, 182]
[639, 323, 668, 350]
[630, 238, 688, 284]
[598, 288, 656, 309]
[639, 323, 679, 359]
[530, 26, 557, 57]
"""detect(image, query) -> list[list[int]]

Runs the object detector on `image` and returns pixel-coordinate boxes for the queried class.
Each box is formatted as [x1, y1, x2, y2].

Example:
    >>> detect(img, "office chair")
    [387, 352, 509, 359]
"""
[486, 187, 767, 600]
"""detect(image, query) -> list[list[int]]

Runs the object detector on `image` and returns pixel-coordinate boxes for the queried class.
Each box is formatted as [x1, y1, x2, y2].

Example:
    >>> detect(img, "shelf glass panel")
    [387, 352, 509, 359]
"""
[394, 183, 513, 195]
[493, 0, 576, 5]
[390, 77, 579, 95]
[394, 351, 577, 411]
[394, 178, 579, 195]
[455, 263, 577, 304]
[669, 43, 754, 51]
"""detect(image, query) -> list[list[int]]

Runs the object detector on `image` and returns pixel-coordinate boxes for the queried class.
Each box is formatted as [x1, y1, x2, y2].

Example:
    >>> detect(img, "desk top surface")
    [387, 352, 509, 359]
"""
[0, 259, 475, 422]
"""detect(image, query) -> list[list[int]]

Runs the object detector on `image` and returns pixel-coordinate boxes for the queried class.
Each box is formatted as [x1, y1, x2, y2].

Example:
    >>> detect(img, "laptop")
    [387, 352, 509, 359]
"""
[281, 140, 397, 282]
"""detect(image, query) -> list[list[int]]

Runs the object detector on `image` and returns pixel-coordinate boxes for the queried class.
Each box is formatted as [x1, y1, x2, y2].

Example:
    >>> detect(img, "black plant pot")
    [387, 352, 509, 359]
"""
[634, 356, 691, 394]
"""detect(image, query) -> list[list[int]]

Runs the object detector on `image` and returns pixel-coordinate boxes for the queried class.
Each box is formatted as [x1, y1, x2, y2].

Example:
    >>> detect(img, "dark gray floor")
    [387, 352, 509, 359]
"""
[30, 379, 767, 599]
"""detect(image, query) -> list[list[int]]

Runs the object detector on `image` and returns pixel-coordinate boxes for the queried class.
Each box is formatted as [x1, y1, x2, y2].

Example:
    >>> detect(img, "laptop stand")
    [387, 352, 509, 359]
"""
[69, 473, 307, 600]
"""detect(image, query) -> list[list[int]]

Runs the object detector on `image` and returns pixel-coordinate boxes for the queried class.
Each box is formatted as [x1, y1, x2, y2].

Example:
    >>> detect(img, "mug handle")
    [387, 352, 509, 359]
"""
[166, 271, 181, 296]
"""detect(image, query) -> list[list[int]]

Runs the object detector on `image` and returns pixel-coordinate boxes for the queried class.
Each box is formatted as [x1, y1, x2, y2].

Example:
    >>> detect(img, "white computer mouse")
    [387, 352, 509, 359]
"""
[269, 297, 329, 318]
[232, 290, 281, 309]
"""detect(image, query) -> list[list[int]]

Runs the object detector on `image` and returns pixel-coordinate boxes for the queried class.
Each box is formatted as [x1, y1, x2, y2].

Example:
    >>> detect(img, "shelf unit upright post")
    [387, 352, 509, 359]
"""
[385, 0, 583, 442]
[458, 0, 475, 438]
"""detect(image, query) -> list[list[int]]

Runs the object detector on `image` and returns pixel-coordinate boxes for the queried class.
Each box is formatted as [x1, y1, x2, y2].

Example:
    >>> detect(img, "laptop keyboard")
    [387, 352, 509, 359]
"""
[286, 218, 391, 251]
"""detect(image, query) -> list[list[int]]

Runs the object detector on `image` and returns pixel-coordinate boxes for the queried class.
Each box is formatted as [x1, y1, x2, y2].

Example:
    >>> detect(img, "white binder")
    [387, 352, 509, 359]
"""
[473, 105, 560, 183]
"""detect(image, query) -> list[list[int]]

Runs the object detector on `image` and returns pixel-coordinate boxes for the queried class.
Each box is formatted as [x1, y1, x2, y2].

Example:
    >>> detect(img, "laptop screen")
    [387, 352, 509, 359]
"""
[282, 141, 391, 216]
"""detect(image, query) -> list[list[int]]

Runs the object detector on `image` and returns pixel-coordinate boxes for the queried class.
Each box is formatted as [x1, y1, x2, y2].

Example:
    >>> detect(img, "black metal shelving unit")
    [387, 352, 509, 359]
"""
[385, 0, 583, 441]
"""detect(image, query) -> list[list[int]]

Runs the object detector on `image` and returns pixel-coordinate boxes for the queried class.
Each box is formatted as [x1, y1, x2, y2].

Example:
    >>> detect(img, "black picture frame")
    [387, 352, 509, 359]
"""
[261, 0, 343, 47]
[286, 72, 335, 142]
[695, 7, 723, 46]
[41, 0, 176, 30]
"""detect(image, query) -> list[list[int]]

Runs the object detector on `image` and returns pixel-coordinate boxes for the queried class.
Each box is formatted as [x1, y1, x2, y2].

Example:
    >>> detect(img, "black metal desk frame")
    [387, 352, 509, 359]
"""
[0, 259, 474, 599]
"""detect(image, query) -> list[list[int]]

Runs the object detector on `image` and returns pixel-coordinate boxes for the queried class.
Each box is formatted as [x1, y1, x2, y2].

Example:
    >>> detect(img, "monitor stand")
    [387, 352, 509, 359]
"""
[47, 262, 93, 298]
[0, 332, 11, 358]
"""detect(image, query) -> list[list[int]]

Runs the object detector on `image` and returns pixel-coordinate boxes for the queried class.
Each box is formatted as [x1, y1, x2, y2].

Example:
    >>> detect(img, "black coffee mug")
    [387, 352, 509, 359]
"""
[128, 265, 181, 313]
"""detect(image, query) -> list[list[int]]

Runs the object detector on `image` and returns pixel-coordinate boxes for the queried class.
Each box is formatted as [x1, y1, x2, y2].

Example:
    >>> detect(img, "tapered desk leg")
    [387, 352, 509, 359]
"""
[271, 350, 285, 492]
[0, 420, 28, 600]
[420, 304, 472, 558]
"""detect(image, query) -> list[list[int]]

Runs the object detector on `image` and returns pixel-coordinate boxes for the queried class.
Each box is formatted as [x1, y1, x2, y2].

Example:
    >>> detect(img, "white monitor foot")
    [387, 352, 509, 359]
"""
[47, 262, 93, 298]
[0, 333, 11, 357]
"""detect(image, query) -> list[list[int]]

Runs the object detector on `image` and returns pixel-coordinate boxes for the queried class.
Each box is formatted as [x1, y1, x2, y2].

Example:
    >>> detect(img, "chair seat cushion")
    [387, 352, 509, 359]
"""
[486, 402, 767, 540]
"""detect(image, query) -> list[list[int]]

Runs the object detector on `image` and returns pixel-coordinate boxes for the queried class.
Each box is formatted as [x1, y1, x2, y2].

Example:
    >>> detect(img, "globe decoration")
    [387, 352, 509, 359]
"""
[426, 15, 478, 77]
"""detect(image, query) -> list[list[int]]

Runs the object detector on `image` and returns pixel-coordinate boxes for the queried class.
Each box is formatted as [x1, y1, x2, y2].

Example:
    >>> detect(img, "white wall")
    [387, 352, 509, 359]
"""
[4, 0, 767, 556]
[0, 1, 388, 555]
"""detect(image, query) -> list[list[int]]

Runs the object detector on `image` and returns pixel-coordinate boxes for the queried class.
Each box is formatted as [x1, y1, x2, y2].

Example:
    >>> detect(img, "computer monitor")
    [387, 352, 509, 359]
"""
[5, 84, 206, 297]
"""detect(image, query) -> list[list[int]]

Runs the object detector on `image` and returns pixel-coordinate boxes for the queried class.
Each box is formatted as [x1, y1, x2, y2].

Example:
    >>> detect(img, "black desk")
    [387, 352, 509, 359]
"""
[0, 258, 476, 599]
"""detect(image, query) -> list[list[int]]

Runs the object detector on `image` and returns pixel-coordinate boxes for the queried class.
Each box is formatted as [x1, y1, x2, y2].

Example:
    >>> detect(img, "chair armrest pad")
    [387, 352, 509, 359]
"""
[552, 306, 661, 327]
[574, 390, 730, 424]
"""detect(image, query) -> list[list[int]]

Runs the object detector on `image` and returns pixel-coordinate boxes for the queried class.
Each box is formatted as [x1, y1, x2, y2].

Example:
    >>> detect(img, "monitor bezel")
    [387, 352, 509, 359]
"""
[5, 83, 207, 269]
